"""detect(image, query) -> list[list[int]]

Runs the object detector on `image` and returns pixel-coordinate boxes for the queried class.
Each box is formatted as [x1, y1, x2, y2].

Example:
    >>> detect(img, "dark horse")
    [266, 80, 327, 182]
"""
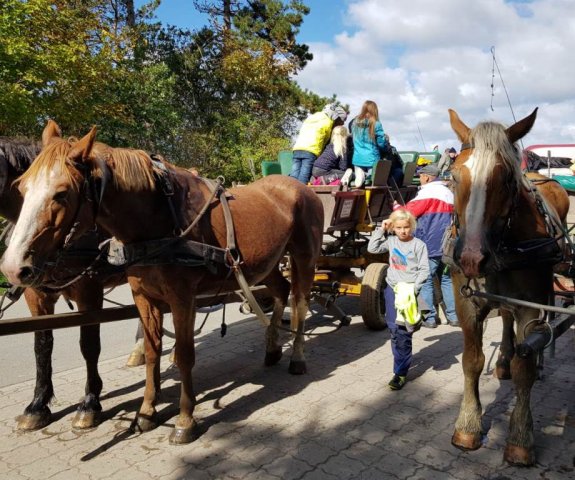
[447, 108, 570, 466]
[1, 121, 324, 444]
[0, 132, 126, 430]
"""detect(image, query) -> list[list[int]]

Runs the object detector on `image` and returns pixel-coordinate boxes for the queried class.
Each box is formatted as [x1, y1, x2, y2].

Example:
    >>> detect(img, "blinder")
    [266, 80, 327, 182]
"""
[30, 160, 111, 290]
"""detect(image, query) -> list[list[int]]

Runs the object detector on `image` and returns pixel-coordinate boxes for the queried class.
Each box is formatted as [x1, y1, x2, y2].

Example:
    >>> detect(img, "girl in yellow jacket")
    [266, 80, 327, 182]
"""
[290, 103, 348, 183]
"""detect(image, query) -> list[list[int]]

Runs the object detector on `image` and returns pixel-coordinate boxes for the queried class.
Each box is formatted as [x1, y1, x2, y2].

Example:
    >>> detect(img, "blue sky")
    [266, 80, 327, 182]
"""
[137, 0, 575, 151]
[136, 0, 350, 42]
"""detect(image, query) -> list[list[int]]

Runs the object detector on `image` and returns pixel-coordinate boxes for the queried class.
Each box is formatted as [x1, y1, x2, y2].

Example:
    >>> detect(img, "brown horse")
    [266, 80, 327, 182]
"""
[0, 134, 127, 431]
[447, 108, 570, 466]
[1, 121, 324, 444]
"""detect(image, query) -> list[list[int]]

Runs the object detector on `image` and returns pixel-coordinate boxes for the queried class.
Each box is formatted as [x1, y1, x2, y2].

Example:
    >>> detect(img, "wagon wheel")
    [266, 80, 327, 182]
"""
[360, 263, 388, 330]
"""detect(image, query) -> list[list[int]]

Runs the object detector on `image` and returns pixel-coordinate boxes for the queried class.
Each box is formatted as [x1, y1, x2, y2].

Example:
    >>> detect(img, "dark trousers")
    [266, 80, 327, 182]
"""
[384, 284, 413, 376]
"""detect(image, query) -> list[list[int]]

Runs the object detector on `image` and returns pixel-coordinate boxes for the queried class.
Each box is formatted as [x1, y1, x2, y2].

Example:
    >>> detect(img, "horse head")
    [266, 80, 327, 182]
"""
[0, 122, 105, 286]
[448, 108, 538, 278]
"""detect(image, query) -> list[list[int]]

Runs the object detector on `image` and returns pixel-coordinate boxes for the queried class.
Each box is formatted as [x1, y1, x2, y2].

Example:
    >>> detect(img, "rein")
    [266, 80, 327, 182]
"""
[36, 161, 111, 290]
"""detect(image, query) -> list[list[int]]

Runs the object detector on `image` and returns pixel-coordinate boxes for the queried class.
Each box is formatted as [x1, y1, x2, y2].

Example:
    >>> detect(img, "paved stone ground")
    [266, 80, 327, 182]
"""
[0, 298, 574, 480]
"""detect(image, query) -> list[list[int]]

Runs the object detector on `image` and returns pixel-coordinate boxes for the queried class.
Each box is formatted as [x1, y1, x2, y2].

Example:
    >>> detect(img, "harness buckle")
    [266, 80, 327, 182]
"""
[226, 248, 242, 268]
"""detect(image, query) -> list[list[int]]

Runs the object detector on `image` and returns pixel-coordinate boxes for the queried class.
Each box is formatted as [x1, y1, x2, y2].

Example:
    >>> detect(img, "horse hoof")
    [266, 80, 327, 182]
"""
[72, 411, 100, 430]
[494, 364, 512, 380]
[126, 351, 145, 367]
[451, 430, 481, 451]
[264, 348, 282, 366]
[288, 360, 307, 375]
[169, 426, 195, 444]
[341, 315, 352, 326]
[504, 444, 535, 466]
[16, 412, 52, 431]
[136, 413, 158, 432]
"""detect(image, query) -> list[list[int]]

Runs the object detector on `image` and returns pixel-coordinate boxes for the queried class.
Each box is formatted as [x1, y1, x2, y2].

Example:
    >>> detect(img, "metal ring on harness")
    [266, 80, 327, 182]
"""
[523, 316, 554, 350]
[460, 284, 473, 298]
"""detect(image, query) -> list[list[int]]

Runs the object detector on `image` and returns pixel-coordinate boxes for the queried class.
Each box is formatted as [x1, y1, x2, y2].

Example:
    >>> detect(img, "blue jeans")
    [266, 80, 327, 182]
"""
[420, 257, 457, 324]
[384, 285, 413, 376]
[290, 150, 316, 184]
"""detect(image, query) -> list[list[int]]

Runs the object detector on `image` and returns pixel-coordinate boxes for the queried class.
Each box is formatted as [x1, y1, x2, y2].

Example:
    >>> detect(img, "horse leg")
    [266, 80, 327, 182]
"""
[452, 276, 490, 451]
[72, 324, 103, 428]
[262, 268, 290, 366]
[503, 306, 538, 466]
[495, 308, 514, 380]
[133, 291, 163, 433]
[286, 254, 316, 375]
[169, 298, 197, 444]
[17, 289, 57, 431]
[126, 321, 146, 367]
[71, 283, 104, 429]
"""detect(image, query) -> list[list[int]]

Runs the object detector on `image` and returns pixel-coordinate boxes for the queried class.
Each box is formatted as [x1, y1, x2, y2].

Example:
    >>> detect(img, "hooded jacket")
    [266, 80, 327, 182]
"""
[293, 112, 334, 157]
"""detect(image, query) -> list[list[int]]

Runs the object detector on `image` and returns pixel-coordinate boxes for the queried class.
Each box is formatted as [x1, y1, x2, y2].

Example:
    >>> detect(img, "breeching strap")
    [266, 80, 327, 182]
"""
[202, 178, 270, 327]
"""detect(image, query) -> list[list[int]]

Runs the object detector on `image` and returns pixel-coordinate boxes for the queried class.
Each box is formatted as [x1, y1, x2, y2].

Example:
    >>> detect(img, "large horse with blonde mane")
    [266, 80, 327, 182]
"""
[447, 108, 569, 466]
[1, 121, 324, 444]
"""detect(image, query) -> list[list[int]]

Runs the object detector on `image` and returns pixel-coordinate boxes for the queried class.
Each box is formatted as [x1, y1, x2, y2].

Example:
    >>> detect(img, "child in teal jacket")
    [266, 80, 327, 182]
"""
[350, 100, 386, 187]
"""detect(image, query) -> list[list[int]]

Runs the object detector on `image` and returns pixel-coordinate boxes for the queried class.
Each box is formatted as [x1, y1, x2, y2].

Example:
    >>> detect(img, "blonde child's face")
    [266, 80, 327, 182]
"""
[392, 219, 414, 241]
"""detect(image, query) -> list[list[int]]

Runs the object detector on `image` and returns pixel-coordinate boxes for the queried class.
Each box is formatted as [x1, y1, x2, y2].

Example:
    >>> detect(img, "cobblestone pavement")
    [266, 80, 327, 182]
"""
[0, 298, 574, 480]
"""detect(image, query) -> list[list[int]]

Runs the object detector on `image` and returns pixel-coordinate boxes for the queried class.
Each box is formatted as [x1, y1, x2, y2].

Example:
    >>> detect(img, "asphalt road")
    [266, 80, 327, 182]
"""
[0, 284, 178, 388]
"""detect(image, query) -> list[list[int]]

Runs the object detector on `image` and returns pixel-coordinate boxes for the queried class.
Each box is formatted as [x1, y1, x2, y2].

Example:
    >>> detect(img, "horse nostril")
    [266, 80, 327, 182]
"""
[19, 266, 35, 283]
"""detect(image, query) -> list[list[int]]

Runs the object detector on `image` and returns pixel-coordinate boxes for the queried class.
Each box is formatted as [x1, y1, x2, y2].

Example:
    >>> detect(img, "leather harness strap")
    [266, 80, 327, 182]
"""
[151, 156, 182, 234]
[201, 177, 270, 327]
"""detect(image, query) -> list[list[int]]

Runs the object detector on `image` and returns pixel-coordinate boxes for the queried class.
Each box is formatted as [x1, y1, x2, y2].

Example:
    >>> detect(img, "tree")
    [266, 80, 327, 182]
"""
[0, 0, 178, 142]
[172, 1, 330, 181]
[0, 0, 334, 182]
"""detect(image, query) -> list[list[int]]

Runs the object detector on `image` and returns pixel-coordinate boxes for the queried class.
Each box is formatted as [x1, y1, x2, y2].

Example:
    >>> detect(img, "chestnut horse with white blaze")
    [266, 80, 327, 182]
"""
[0, 134, 126, 431]
[1, 121, 324, 444]
[447, 108, 569, 466]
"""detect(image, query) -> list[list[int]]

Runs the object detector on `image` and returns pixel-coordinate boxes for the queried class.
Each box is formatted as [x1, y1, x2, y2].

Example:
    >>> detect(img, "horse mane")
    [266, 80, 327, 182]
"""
[18, 138, 81, 190]
[104, 147, 159, 192]
[0, 137, 41, 173]
[468, 121, 524, 188]
[18, 138, 160, 193]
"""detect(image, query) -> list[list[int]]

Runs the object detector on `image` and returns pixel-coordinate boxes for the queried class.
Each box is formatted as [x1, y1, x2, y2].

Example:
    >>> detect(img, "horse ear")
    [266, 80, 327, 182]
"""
[42, 120, 62, 146]
[506, 108, 538, 144]
[68, 126, 98, 164]
[448, 109, 470, 143]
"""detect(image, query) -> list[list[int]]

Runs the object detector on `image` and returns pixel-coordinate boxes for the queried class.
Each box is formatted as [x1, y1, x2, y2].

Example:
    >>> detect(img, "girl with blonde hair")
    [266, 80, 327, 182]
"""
[311, 125, 354, 185]
[350, 100, 387, 187]
[367, 208, 430, 390]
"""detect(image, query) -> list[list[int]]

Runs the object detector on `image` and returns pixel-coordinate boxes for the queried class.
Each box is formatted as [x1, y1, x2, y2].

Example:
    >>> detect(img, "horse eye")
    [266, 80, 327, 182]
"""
[53, 190, 68, 203]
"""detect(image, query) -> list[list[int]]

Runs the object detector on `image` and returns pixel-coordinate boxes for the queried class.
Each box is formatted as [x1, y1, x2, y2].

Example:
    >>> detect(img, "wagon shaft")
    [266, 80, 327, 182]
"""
[0, 289, 268, 336]
[517, 304, 575, 357]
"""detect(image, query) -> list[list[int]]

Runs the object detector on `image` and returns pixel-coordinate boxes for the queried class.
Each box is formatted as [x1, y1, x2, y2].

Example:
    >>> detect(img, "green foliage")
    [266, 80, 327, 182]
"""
[0, 0, 335, 182]
[0, 1, 132, 134]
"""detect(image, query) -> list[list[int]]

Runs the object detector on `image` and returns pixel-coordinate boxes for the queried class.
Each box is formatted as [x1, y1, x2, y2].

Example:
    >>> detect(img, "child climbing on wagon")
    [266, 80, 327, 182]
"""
[367, 209, 430, 390]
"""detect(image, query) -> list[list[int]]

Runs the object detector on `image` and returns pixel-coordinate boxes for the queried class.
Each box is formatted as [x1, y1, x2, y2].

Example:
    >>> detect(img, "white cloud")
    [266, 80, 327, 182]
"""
[296, 0, 575, 151]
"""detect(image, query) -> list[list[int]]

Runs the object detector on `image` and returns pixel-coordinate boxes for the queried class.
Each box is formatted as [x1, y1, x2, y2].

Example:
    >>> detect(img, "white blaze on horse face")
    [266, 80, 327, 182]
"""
[463, 152, 487, 252]
[0, 166, 61, 285]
